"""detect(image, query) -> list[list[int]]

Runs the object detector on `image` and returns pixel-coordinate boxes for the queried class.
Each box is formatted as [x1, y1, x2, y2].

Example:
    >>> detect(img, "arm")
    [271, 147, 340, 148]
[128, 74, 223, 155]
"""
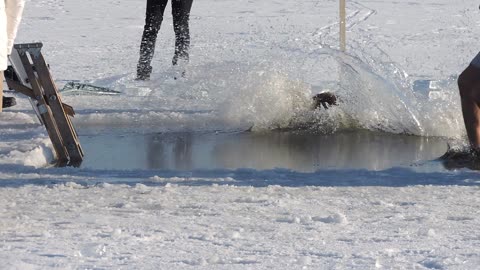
[5, 0, 25, 54]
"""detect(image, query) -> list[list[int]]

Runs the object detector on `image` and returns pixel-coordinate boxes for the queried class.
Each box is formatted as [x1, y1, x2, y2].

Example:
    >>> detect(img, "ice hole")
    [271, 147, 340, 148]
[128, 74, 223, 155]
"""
[79, 130, 447, 172]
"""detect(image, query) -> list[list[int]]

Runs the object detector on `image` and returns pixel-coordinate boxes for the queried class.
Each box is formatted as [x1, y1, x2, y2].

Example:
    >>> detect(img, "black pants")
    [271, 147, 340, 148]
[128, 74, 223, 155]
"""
[137, 0, 193, 76]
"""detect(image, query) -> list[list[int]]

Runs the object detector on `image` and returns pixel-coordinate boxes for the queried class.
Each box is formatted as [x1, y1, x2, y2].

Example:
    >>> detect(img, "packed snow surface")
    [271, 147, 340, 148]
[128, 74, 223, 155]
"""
[1, 0, 480, 269]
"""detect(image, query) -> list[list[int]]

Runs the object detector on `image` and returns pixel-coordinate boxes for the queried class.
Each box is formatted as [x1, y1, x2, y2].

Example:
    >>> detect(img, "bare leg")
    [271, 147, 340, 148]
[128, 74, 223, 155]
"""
[458, 64, 480, 149]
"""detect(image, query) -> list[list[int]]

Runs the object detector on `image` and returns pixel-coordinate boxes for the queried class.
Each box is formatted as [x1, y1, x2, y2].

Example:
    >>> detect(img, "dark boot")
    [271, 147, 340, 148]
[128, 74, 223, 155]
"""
[136, 65, 153, 81]
[2, 96, 16, 108]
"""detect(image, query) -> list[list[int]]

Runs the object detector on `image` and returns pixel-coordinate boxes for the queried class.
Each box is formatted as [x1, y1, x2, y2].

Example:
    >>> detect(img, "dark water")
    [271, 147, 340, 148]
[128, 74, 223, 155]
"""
[79, 130, 448, 172]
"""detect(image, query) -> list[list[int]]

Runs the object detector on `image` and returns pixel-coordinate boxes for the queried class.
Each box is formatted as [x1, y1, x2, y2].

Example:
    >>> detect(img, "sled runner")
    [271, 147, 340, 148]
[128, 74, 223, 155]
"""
[4, 43, 84, 166]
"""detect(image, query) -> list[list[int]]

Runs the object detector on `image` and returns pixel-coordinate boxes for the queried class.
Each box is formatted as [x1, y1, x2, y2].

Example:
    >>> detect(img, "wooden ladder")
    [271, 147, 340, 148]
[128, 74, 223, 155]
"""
[4, 43, 84, 166]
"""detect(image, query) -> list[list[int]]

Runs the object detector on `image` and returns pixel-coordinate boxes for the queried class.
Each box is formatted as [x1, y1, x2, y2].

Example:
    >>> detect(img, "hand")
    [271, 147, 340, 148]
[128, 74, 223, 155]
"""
[312, 92, 338, 110]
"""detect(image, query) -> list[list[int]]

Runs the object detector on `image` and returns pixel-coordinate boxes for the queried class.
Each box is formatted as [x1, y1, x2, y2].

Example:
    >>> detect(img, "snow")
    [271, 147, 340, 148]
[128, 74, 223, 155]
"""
[2, 181, 480, 269]
[1, 0, 480, 268]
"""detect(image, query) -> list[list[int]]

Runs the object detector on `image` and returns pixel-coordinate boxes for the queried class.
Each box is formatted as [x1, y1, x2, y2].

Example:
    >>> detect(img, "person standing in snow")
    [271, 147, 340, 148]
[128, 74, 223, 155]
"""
[458, 55, 480, 153]
[441, 56, 480, 169]
[136, 0, 194, 80]
[0, 0, 24, 111]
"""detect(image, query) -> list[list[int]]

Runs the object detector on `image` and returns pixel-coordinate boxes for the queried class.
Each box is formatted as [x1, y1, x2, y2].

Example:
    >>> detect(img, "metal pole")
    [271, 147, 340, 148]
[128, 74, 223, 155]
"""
[339, 0, 346, 51]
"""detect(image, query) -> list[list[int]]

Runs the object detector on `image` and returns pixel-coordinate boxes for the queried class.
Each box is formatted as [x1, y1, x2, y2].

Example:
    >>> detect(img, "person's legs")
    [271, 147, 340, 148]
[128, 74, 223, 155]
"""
[171, 0, 193, 66]
[0, 71, 4, 112]
[137, 0, 169, 80]
[458, 60, 480, 149]
[0, 71, 17, 110]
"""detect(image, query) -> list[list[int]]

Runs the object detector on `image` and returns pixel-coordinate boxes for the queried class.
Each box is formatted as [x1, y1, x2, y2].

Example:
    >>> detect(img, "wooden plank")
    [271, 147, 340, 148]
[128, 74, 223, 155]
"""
[30, 49, 84, 163]
[5, 79, 35, 99]
[339, 0, 346, 52]
[8, 43, 84, 165]
[5, 78, 74, 116]
[8, 50, 44, 125]
[62, 103, 75, 117]
[40, 104, 69, 164]
[65, 115, 83, 157]
[17, 51, 69, 162]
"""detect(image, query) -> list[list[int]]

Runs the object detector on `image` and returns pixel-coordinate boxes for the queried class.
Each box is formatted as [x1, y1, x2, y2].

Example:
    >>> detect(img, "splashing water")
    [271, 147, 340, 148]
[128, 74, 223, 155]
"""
[213, 48, 465, 137]
[328, 48, 464, 138]
[80, 46, 465, 139]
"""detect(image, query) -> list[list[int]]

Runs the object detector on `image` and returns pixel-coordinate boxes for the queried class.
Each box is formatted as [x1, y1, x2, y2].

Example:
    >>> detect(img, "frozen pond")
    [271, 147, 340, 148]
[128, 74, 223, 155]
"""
[4, 0, 480, 268]
[80, 130, 448, 172]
